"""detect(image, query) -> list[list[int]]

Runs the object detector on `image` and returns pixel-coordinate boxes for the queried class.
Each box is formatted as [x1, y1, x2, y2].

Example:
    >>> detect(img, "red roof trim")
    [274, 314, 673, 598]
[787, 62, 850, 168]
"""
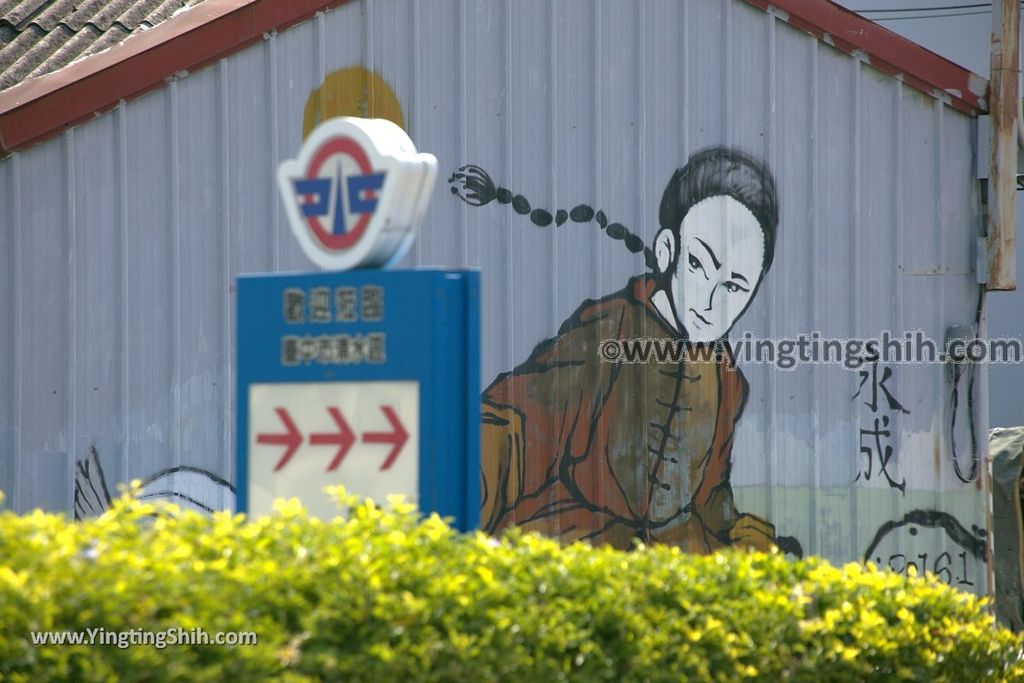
[0, 0, 352, 154]
[744, 0, 987, 116]
[0, 0, 988, 154]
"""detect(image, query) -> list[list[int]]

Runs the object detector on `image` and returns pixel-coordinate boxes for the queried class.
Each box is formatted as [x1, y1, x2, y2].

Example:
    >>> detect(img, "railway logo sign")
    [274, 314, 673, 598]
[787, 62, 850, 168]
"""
[244, 121, 476, 526]
[277, 117, 438, 271]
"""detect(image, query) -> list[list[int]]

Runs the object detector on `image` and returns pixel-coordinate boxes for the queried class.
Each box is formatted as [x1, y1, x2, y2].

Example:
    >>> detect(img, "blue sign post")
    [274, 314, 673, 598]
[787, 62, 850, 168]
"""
[236, 269, 480, 531]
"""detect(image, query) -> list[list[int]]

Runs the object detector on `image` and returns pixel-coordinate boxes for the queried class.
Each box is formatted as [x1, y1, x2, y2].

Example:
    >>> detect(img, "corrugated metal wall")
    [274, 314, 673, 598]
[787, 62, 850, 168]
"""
[0, 0, 989, 590]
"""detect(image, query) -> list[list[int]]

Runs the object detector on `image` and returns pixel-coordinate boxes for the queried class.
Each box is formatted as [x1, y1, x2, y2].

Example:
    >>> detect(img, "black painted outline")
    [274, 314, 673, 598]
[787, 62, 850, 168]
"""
[863, 509, 987, 563]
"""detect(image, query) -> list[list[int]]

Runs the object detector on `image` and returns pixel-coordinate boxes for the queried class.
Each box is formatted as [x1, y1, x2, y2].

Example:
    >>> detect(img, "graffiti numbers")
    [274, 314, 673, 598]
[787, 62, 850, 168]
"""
[863, 510, 986, 590]
[874, 550, 974, 587]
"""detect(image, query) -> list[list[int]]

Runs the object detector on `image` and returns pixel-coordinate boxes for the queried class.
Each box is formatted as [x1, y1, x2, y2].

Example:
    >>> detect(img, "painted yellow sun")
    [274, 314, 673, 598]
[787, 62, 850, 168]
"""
[302, 67, 405, 140]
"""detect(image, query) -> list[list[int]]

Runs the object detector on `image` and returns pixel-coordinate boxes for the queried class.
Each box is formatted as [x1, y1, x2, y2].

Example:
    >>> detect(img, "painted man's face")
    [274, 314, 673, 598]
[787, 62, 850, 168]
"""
[657, 195, 765, 342]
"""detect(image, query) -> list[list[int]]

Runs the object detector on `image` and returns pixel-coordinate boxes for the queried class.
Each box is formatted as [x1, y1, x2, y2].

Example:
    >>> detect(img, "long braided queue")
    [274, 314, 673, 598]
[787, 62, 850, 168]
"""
[448, 165, 657, 270]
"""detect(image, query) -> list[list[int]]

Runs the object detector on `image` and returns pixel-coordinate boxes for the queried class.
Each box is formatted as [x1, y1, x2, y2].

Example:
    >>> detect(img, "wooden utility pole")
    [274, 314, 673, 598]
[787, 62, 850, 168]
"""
[987, 0, 1019, 290]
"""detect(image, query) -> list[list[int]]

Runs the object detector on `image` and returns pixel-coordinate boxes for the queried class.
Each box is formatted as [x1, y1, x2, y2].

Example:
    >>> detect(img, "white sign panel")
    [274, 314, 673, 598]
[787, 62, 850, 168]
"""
[247, 380, 419, 518]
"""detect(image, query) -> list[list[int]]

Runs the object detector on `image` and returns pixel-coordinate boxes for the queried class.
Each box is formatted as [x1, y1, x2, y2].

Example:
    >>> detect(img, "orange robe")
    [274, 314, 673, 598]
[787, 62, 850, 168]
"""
[480, 276, 772, 552]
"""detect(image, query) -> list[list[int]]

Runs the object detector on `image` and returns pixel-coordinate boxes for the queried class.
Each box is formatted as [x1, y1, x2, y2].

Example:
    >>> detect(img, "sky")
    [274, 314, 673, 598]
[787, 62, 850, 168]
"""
[838, 0, 1024, 428]
[839, 1, 994, 73]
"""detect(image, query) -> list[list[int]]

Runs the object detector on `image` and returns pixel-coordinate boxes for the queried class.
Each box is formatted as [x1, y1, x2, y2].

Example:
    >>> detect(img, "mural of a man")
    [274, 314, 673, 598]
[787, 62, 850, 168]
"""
[452, 147, 797, 555]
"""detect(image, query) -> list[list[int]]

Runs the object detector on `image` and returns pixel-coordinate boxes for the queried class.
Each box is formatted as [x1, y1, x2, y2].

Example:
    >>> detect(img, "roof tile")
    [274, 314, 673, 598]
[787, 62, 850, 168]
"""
[0, 0, 49, 29]
[26, 0, 75, 32]
[26, 22, 99, 77]
[64, 0, 115, 32]
[140, 0, 196, 29]
[0, 0, 208, 92]
[89, 0, 150, 32]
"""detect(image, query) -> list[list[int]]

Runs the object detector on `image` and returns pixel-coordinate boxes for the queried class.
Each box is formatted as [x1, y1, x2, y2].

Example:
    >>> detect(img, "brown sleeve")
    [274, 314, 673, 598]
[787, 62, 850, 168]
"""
[478, 296, 633, 535]
[479, 400, 525, 534]
[690, 362, 748, 538]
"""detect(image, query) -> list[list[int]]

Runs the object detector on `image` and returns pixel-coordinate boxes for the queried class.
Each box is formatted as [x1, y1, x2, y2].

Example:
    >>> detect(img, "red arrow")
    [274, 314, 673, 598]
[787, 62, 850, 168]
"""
[311, 407, 356, 471]
[361, 405, 408, 471]
[257, 408, 303, 472]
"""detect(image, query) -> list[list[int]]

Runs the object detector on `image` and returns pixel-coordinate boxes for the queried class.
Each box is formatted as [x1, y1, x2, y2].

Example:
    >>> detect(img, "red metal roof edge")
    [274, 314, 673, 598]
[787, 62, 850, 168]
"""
[0, 0, 352, 155]
[745, 0, 988, 117]
[0, 0, 989, 155]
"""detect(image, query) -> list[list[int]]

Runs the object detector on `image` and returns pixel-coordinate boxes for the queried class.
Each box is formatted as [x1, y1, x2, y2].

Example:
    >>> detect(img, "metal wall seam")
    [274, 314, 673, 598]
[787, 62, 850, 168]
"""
[809, 33, 821, 557]
[1, 159, 7, 499]
[891, 79, 906, 567]
[548, 1, 561, 520]
[315, 10, 326, 100]
[766, 7, 779, 532]
[637, 0, 648, 525]
[63, 126, 76, 513]
[591, 2, 601, 327]
[934, 97, 945, 526]
[219, 57, 234, 490]
[457, 0, 469, 268]
[937, 101, 948, 274]
[9, 152, 21, 511]
[116, 101, 129, 487]
[547, 0, 558, 352]
[266, 32, 280, 271]
[167, 77, 182, 475]
[724, 0, 733, 147]
[850, 54, 862, 561]
[363, 0, 372, 108]
[681, 0, 690, 157]
[409, 0, 420, 265]
[501, 0, 514, 505]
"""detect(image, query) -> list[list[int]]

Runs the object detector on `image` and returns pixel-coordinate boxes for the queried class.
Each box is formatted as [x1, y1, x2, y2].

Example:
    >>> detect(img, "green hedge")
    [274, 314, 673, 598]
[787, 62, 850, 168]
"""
[0, 487, 1021, 682]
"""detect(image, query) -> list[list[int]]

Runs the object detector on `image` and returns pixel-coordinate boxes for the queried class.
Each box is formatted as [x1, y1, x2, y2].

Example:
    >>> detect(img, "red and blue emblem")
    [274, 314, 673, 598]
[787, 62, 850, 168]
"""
[292, 137, 385, 249]
[278, 117, 438, 271]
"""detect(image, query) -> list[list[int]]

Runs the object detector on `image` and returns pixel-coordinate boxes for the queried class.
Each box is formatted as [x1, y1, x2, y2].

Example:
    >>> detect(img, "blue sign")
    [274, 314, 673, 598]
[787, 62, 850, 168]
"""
[236, 269, 480, 531]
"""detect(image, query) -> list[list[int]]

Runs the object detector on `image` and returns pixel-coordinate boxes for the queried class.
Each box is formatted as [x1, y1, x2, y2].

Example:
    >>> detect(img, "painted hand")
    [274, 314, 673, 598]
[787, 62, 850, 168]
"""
[448, 165, 497, 206]
[727, 513, 776, 552]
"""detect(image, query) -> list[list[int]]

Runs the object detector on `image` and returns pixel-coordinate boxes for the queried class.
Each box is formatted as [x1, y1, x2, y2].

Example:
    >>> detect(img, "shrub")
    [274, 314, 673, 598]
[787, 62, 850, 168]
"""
[0, 488, 1021, 682]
